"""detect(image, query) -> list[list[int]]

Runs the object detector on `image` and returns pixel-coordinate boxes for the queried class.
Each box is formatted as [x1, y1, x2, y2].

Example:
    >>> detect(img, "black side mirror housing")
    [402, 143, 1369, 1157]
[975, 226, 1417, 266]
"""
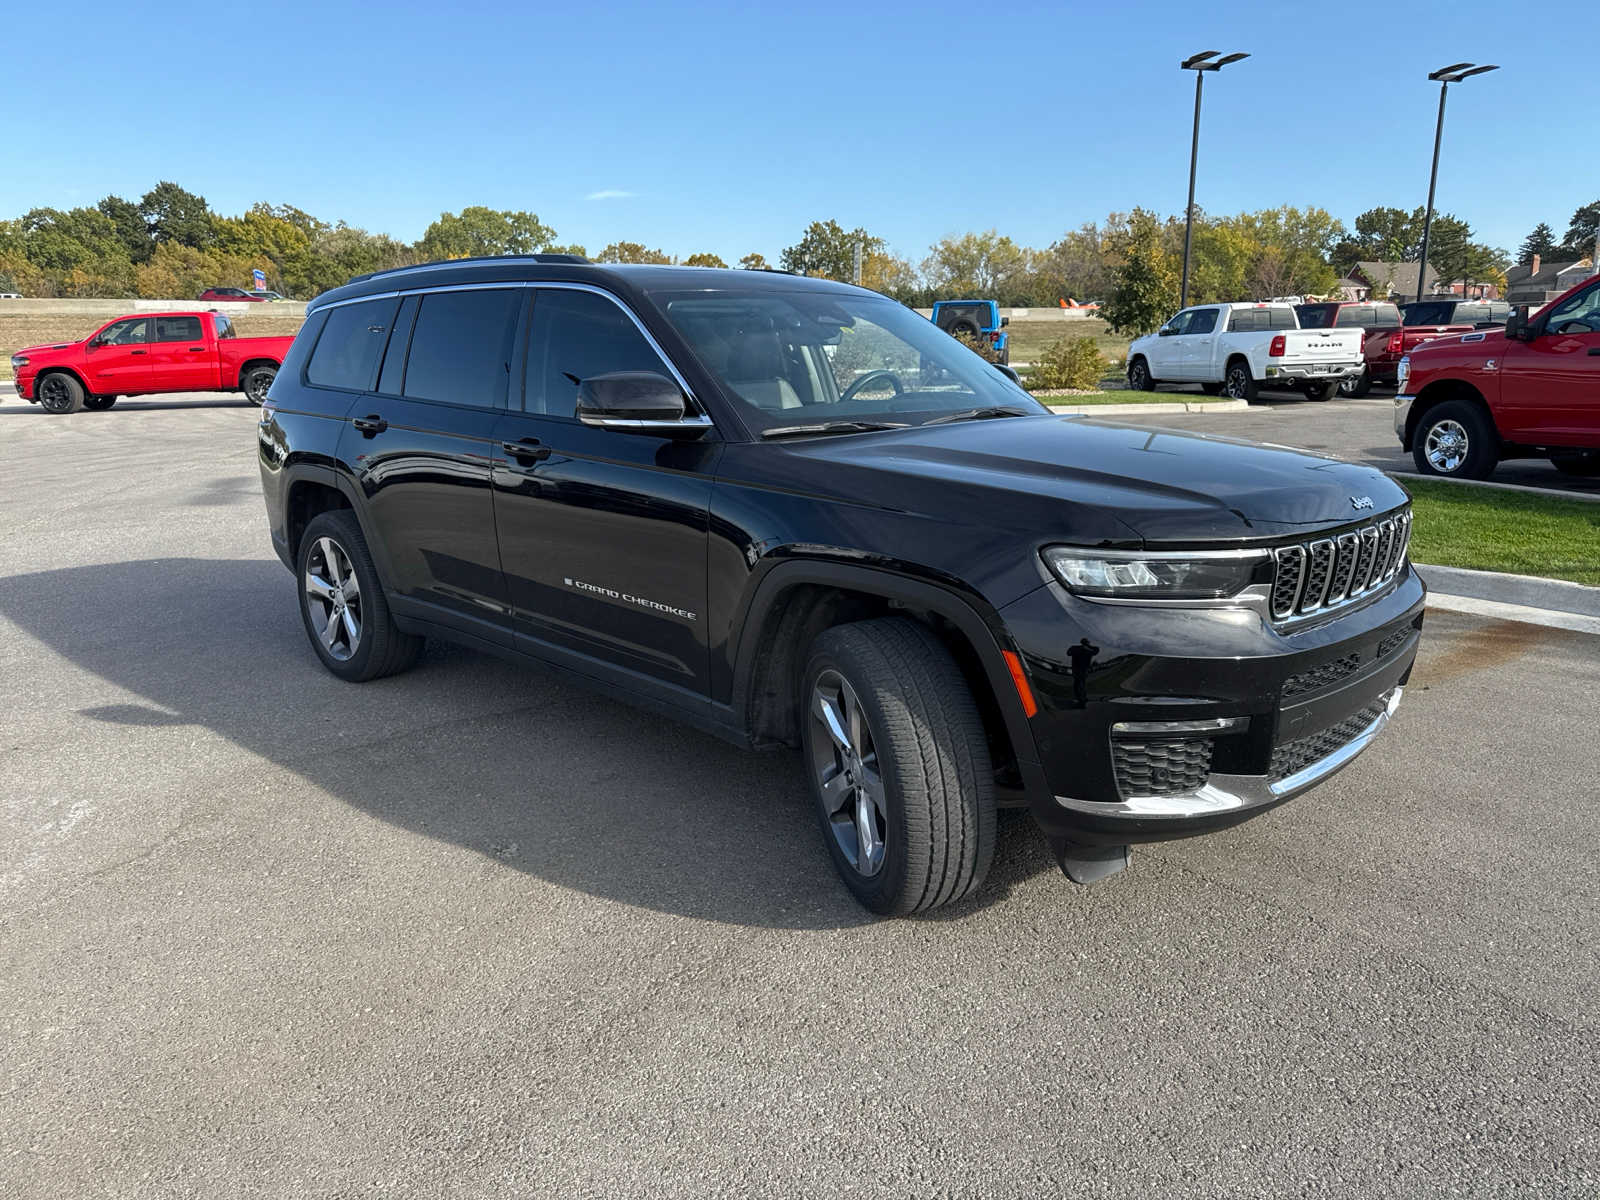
[576, 370, 707, 435]
[1000, 316, 1010, 328]
[992, 362, 1022, 385]
[1504, 305, 1530, 341]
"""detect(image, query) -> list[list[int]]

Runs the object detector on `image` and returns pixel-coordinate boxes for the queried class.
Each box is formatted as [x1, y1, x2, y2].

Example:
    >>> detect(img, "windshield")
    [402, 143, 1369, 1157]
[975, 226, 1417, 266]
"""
[653, 289, 1044, 431]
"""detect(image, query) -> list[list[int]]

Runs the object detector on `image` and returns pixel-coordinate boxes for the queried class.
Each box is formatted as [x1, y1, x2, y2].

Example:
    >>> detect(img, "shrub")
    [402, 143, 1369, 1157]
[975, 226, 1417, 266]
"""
[1027, 336, 1108, 391]
[951, 330, 1000, 363]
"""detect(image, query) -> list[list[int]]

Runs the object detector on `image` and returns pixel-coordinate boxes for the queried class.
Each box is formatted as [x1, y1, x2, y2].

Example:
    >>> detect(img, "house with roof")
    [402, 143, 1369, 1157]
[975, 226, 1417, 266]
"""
[1503, 255, 1594, 306]
[1344, 260, 1502, 302]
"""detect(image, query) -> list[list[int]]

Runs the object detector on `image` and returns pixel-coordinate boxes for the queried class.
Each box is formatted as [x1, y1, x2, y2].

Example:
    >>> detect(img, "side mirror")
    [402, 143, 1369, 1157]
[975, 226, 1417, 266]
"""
[1157, 326, 1174, 337]
[576, 370, 708, 435]
[1504, 305, 1530, 341]
[992, 362, 1022, 385]
[1000, 316, 1010, 328]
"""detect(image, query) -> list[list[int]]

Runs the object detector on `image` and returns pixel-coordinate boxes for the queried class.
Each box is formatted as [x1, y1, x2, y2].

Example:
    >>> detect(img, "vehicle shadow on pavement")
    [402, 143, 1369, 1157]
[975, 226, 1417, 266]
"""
[0, 557, 1056, 928]
[0, 398, 255, 415]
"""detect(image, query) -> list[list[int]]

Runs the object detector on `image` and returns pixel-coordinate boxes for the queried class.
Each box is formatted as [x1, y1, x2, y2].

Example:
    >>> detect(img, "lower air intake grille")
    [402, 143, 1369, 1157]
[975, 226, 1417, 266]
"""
[1112, 737, 1214, 798]
[1269, 697, 1389, 781]
[1282, 652, 1361, 700]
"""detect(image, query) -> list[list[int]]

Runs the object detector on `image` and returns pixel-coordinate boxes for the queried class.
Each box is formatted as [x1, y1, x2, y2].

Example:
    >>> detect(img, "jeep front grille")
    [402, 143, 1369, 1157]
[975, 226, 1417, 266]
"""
[1270, 510, 1411, 621]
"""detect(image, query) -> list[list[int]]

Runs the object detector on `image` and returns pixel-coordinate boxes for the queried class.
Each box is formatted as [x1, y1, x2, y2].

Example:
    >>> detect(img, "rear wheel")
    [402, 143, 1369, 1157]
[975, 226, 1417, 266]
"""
[1223, 360, 1258, 403]
[242, 364, 276, 406]
[1340, 368, 1373, 397]
[296, 510, 423, 682]
[1412, 400, 1498, 479]
[800, 617, 996, 916]
[82, 395, 116, 411]
[1550, 451, 1600, 478]
[1127, 357, 1157, 391]
[1305, 379, 1340, 402]
[36, 372, 84, 414]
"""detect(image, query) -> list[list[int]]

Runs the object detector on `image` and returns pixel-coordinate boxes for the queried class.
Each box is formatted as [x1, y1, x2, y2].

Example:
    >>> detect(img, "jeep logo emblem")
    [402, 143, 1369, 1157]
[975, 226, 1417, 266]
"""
[1351, 495, 1374, 511]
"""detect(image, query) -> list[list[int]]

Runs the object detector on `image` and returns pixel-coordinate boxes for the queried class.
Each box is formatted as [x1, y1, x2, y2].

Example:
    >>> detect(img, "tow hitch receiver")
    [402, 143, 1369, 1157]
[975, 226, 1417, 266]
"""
[1048, 838, 1131, 885]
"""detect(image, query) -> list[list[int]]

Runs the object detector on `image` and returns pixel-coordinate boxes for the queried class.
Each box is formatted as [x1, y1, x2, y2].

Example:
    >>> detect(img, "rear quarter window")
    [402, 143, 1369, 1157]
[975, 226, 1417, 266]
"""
[305, 297, 402, 391]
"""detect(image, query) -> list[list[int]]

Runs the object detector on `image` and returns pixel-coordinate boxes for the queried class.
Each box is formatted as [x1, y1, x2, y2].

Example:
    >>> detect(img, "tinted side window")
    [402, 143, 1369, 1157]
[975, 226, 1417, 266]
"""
[152, 315, 203, 343]
[1186, 308, 1218, 334]
[376, 295, 419, 396]
[1455, 304, 1488, 324]
[306, 297, 402, 391]
[1296, 305, 1334, 329]
[99, 318, 150, 346]
[212, 313, 236, 340]
[402, 288, 521, 407]
[526, 289, 669, 417]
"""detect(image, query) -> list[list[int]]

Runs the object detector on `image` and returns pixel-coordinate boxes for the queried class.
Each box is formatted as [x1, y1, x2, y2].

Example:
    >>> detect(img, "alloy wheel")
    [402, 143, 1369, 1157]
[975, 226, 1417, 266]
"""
[245, 369, 274, 404]
[1424, 418, 1469, 473]
[304, 536, 362, 661]
[1226, 366, 1248, 399]
[38, 376, 73, 414]
[808, 670, 888, 878]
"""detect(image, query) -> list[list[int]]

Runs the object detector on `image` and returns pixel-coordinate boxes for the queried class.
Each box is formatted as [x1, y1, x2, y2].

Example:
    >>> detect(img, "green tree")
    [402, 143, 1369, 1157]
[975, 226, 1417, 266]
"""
[139, 181, 216, 249]
[779, 220, 882, 279]
[921, 230, 1031, 300]
[1562, 201, 1600, 257]
[739, 251, 770, 271]
[98, 195, 152, 263]
[594, 241, 672, 264]
[1101, 210, 1179, 335]
[546, 242, 588, 258]
[683, 252, 727, 268]
[1517, 222, 1559, 264]
[418, 206, 555, 259]
[1035, 223, 1113, 305]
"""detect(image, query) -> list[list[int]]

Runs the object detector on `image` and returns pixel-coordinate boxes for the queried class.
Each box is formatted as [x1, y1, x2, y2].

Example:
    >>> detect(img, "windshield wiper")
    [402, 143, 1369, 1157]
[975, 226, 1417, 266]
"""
[920, 406, 1037, 426]
[760, 420, 910, 440]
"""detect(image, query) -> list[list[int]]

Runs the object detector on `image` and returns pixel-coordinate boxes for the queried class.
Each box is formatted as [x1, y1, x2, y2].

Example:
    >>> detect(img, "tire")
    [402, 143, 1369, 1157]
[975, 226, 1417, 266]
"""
[1412, 400, 1498, 480]
[1199, 382, 1223, 396]
[296, 510, 423, 682]
[1340, 368, 1373, 397]
[82, 395, 117, 411]
[1550, 451, 1600, 478]
[1305, 379, 1340, 402]
[1222, 359, 1258, 403]
[998, 345, 1010, 366]
[242, 364, 277, 406]
[800, 617, 996, 916]
[945, 319, 980, 340]
[36, 372, 84, 414]
[1127, 357, 1158, 392]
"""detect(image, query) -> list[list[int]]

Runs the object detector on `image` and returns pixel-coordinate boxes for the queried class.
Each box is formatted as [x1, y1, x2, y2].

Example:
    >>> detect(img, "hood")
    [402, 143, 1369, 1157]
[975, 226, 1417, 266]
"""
[1411, 327, 1506, 359]
[14, 339, 82, 357]
[771, 414, 1408, 545]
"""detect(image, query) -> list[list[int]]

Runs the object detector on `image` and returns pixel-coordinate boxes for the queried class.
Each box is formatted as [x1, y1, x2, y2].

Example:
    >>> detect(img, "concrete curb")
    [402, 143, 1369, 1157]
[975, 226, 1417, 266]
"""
[1413, 563, 1600, 617]
[1046, 399, 1249, 416]
[1392, 470, 1600, 504]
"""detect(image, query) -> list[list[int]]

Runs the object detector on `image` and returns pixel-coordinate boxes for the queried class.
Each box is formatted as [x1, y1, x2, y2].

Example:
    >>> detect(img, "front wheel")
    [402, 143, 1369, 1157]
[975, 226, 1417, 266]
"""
[800, 617, 996, 916]
[242, 365, 277, 406]
[297, 510, 423, 682]
[1127, 357, 1157, 392]
[1223, 361, 1258, 403]
[36, 373, 84, 414]
[1412, 400, 1498, 479]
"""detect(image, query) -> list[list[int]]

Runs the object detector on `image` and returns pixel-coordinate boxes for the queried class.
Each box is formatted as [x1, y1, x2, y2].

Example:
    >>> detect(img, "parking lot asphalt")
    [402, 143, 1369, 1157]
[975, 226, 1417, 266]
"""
[1107, 387, 1600, 496]
[4, 397, 1599, 1198]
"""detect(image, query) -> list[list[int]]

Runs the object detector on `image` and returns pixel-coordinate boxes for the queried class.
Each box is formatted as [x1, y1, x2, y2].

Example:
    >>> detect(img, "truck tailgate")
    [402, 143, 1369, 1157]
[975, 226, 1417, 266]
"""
[1280, 330, 1363, 364]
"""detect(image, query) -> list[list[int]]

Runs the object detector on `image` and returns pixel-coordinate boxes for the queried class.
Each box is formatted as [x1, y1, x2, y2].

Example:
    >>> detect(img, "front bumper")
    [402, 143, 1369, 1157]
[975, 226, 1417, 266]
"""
[1000, 566, 1425, 845]
[1394, 393, 1415, 446]
[13, 371, 34, 400]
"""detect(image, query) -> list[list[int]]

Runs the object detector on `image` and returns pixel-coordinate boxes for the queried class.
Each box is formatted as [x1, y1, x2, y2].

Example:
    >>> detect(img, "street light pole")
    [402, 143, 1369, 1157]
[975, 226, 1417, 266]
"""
[1415, 62, 1498, 304]
[1179, 51, 1248, 309]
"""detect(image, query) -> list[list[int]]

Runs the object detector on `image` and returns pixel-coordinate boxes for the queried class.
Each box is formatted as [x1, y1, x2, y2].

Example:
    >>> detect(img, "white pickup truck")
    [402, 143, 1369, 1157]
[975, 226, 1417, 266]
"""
[1126, 303, 1365, 402]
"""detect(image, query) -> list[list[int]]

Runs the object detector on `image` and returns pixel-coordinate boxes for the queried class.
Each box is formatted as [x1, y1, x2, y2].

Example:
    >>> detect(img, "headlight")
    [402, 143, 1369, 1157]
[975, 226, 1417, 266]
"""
[1041, 546, 1270, 600]
[1396, 355, 1410, 390]
[10, 355, 27, 368]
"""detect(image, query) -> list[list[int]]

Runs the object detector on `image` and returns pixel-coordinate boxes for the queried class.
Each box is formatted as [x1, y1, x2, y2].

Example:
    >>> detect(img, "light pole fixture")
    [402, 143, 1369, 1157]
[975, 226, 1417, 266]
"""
[1179, 50, 1248, 308]
[1415, 62, 1498, 302]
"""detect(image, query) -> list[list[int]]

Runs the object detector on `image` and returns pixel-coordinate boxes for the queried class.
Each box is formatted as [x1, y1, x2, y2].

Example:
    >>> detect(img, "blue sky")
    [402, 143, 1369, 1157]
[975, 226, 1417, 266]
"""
[6, 0, 1586, 263]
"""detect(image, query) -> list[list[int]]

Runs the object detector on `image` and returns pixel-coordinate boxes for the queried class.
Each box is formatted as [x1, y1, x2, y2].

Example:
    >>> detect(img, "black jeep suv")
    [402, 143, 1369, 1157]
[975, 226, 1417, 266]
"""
[258, 256, 1424, 914]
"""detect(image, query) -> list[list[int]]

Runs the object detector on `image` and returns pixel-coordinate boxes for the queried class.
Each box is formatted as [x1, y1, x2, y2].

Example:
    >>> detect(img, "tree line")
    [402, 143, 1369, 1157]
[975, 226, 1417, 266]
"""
[1, 180, 1593, 339]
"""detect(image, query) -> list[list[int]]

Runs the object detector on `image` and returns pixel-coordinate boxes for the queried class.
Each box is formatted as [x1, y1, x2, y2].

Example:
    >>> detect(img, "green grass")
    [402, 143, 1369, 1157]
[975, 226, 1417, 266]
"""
[1402, 477, 1600, 586]
[1006, 318, 1130, 366]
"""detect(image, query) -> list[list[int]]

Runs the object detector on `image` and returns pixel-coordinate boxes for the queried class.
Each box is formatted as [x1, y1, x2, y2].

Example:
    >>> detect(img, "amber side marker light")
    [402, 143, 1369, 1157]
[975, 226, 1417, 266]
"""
[1002, 650, 1038, 718]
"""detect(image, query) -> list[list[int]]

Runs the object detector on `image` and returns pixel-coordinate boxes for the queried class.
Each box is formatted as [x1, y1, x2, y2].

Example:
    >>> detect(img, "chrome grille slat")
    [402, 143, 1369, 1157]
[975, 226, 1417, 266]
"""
[1268, 508, 1411, 624]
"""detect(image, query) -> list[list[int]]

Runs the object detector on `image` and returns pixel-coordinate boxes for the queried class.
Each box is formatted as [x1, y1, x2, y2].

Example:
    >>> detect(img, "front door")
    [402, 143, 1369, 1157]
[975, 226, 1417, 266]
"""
[146, 314, 216, 392]
[1500, 280, 1600, 445]
[1177, 306, 1219, 380]
[1146, 310, 1191, 378]
[81, 317, 152, 393]
[491, 286, 718, 694]
[340, 288, 522, 640]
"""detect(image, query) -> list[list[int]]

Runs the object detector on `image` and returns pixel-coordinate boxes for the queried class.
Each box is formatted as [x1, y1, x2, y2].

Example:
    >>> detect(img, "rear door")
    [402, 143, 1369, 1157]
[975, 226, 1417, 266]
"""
[1500, 279, 1600, 443]
[339, 287, 522, 641]
[81, 317, 152, 393]
[490, 285, 718, 693]
[146, 314, 215, 392]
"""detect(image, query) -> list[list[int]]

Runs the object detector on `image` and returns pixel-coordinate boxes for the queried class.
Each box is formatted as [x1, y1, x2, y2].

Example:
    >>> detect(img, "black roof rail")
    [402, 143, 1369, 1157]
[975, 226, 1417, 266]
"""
[345, 252, 591, 285]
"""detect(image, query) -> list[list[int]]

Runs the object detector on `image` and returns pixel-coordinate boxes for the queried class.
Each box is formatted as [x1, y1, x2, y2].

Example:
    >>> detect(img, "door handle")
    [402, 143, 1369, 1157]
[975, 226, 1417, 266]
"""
[502, 438, 550, 463]
[130, 350, 146, 356]
[1587, 347, 1600, 356]
[352, 414, 388, 435]
[187, 346, 205, 352]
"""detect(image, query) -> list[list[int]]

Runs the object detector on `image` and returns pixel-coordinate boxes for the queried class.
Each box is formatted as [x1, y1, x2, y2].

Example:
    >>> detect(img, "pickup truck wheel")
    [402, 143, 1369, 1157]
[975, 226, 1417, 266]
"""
[1127, 357, 1157, 391]
[800, 617, 996, 916]
[1305, 380, 1340, 402]
[1413, 401, 1497, 479]
[1340, 368, 1373, 397]
[242, 365, 276, 406]
[36, 372, 84, 414]
[297, 510, 423, 682]
[1550, 451, 1600, 477]
[82, 395, 117, 411]
[1223, 361, 1258, 402]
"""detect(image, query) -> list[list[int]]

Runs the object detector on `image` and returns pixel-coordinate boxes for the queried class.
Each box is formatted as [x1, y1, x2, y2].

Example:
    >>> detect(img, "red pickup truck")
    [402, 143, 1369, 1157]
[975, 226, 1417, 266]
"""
[1396, 275, 1600, 479]
[10, 311, 295, 414]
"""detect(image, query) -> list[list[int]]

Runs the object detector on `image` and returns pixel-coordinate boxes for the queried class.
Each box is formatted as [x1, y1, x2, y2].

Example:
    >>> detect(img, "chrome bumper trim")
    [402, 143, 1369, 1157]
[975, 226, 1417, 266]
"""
[1394, 393, 1416, 440]
[1054, 688, 1402, 820]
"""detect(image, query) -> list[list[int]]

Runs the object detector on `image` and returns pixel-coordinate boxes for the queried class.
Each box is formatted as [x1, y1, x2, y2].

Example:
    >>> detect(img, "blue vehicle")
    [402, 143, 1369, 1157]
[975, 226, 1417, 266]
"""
[931, 299, 1009, 364]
